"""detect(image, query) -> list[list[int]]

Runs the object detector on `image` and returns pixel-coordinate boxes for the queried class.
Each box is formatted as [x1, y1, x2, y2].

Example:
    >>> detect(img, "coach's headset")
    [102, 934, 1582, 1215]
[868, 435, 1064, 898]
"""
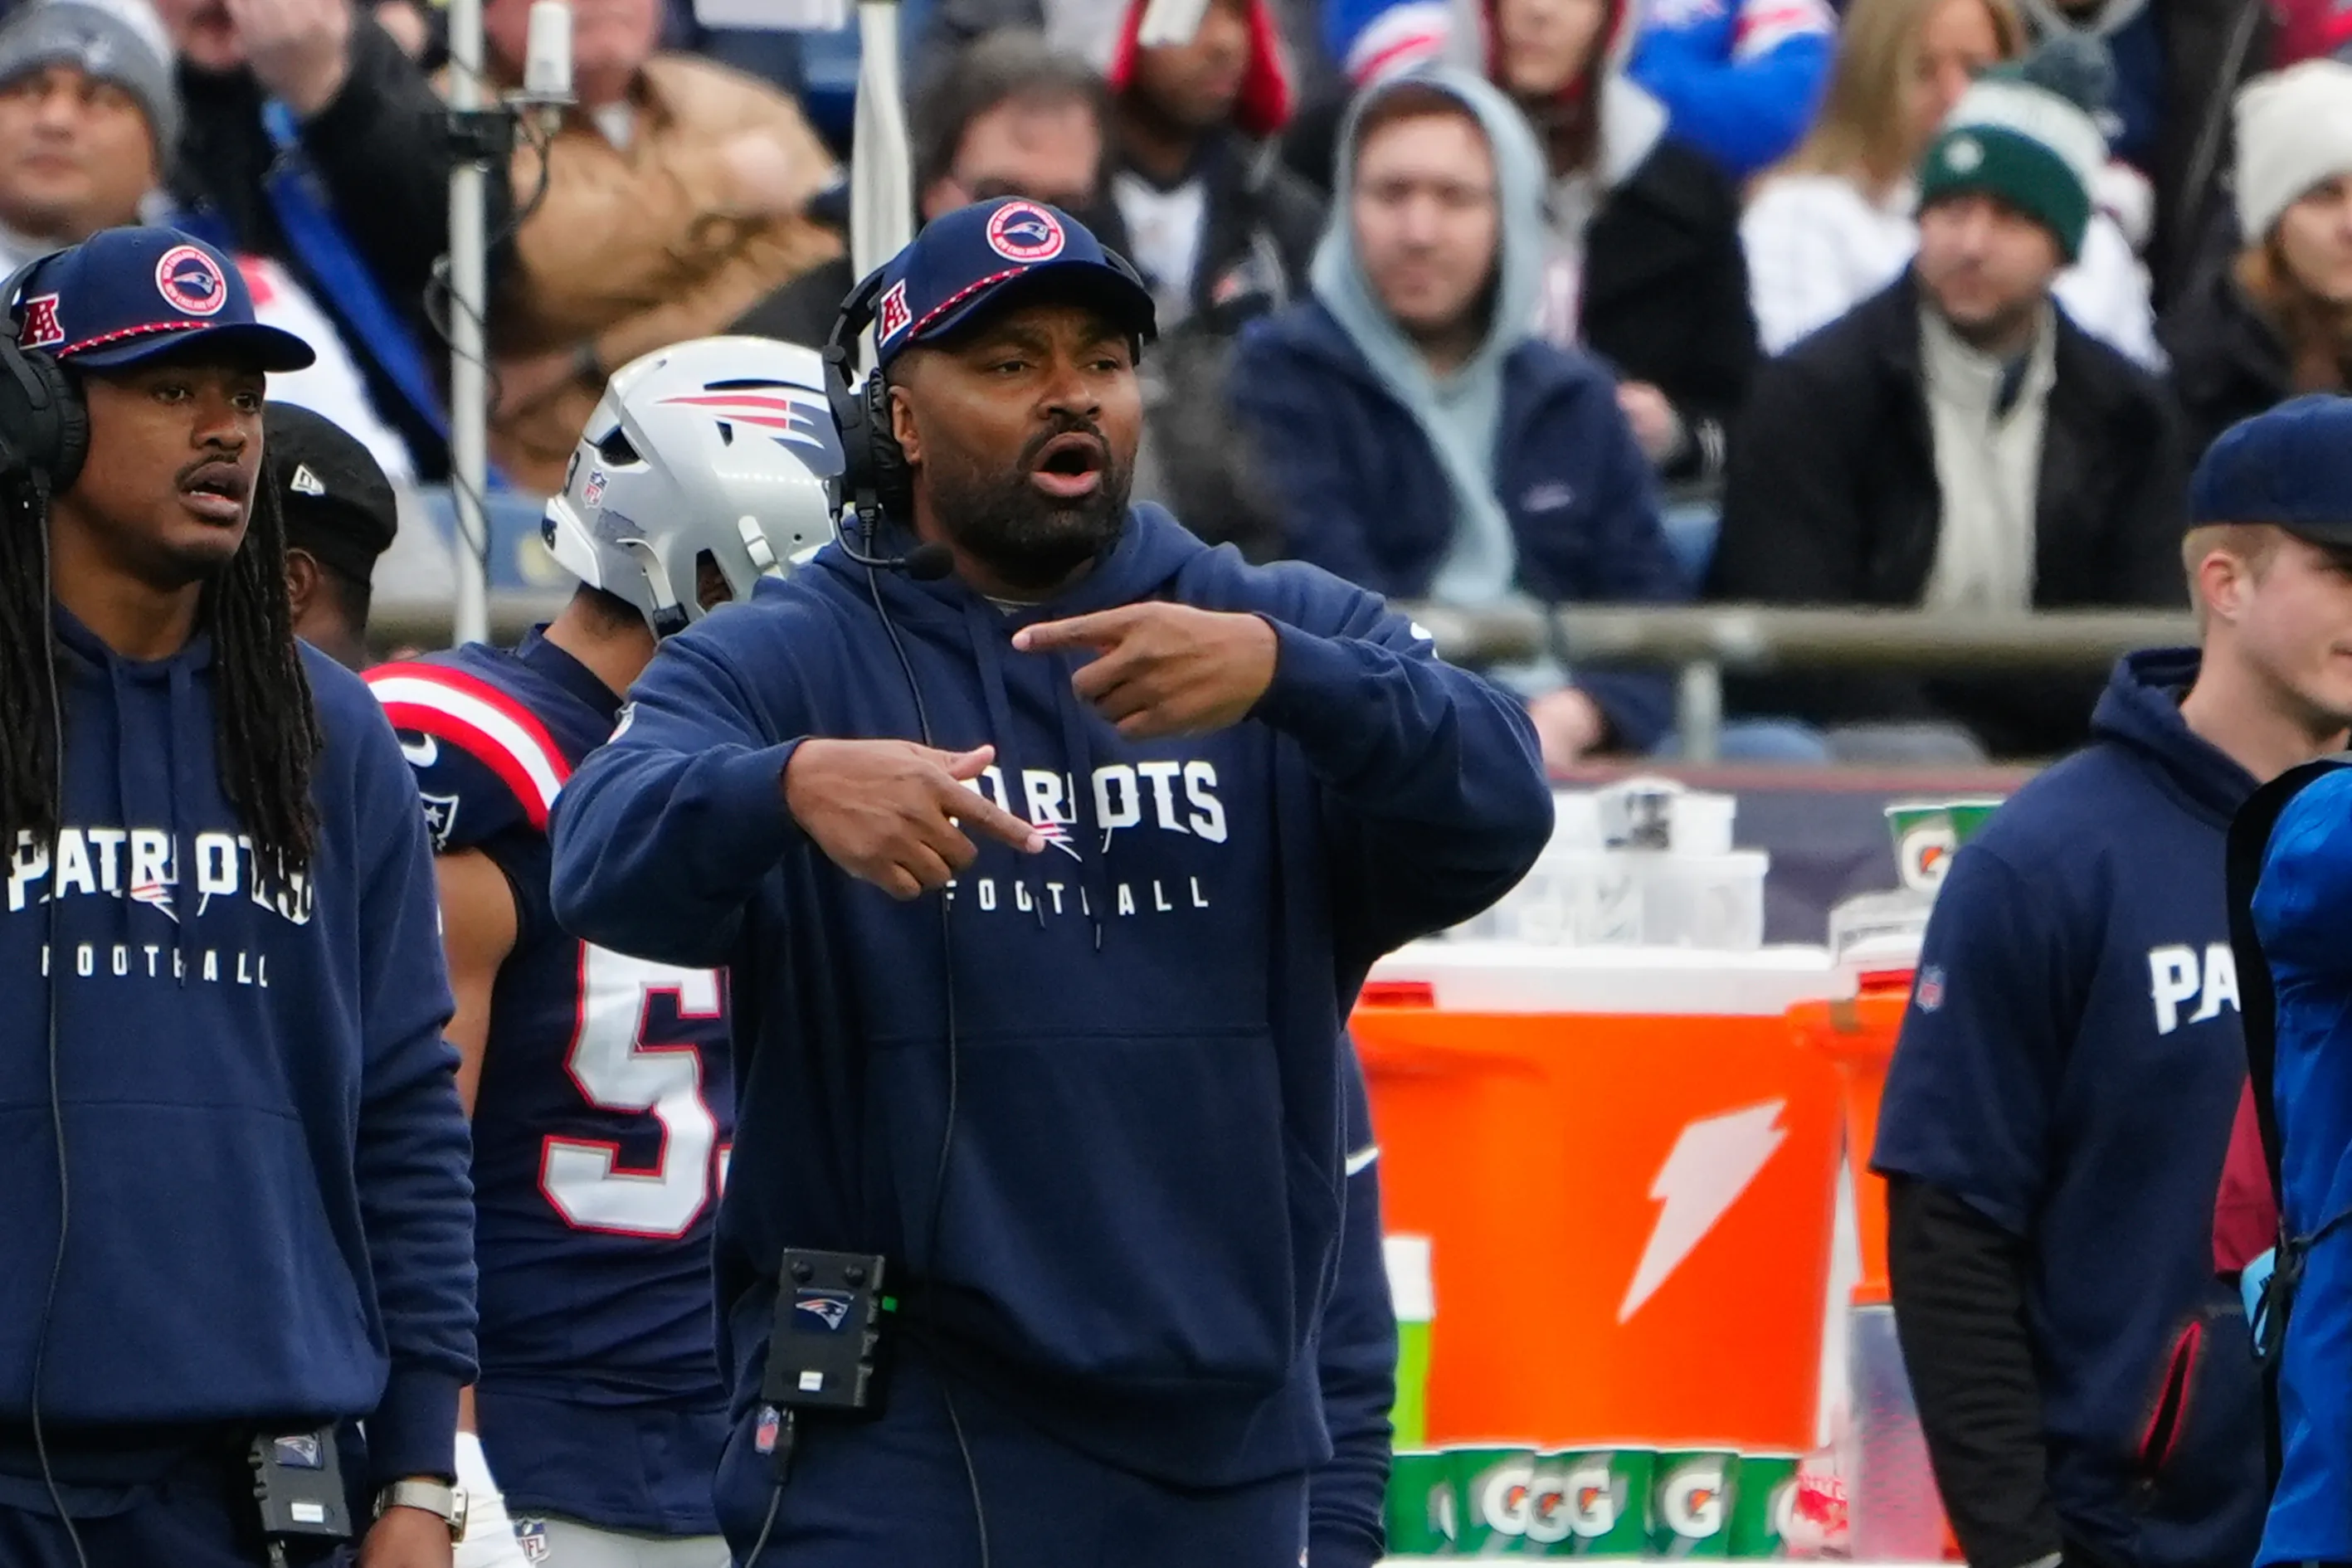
[818, 247, 1152, 572]
[0, 251, 87, 494]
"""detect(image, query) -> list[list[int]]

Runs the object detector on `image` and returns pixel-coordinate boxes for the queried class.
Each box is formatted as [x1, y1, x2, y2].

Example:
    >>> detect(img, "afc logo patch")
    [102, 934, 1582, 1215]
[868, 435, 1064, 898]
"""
[154, 244, 227, 318]
[18, 293, 61, 349]
[875, 279, 912, 343]
[986, 202, 1066, 263]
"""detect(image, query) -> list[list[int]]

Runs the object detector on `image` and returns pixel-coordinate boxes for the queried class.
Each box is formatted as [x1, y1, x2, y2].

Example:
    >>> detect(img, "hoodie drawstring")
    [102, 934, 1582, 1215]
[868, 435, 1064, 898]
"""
[167, 659, 201, 987]
[963, 600, 1047, 932]
[1049, 667, 1110, 953]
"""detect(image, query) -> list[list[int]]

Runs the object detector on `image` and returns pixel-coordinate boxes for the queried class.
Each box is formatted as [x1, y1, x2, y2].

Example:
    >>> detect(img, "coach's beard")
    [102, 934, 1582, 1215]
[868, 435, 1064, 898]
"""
[928, 417, 1132, 594]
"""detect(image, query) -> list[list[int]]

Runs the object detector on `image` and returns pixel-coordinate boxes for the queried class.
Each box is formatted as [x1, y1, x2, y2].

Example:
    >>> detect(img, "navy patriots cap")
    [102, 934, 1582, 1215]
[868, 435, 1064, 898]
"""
[867, 197, 1156, 369]
[2192, 394, 2352, 543]
[9, 226, 314, 373]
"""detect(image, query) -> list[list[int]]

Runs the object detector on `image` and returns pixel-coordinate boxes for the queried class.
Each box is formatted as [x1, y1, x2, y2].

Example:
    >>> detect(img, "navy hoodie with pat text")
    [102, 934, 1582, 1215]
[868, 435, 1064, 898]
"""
[548, 506, 1550, 1518]
[1873, 649, 2267, 1568]
[0, 611, 475, 1492]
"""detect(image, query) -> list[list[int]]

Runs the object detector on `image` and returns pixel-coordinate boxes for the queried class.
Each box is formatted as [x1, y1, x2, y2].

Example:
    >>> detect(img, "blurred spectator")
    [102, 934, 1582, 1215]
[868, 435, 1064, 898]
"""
[153, 0, 486, 480]
[735, 27, 1110, 347]
[1330, 0, 1833, 180]
[0, 0, 414, 481]
[2271, 0, 2352, 66]
[1102, 0, 1322, 330]
[2018, 0, 2267, 306]
[1231, 67, 1682, 766]
[1710, 38, 2187, 759]
[479, 0, 839, 494]
[1744, 0, 2160, 364]
[1471, 0, 1755, 482]
[269, 400, 397, 670]
[2160, 61, 2352, 460]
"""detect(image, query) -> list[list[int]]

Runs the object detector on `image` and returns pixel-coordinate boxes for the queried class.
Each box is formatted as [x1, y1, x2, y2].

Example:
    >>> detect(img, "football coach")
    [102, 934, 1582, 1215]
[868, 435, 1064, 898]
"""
[547, 197, 1551, 1566]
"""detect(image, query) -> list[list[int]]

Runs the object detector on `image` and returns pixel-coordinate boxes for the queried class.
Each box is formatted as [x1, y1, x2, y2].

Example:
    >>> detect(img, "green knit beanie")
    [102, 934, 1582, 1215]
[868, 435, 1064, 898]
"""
[1916, 34, 2111, 262]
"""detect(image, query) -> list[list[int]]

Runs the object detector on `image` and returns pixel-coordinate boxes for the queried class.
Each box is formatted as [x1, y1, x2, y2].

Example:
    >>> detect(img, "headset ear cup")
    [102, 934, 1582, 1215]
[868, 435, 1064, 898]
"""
[0, 343, 79, 490]
[865, 373, 912, 519]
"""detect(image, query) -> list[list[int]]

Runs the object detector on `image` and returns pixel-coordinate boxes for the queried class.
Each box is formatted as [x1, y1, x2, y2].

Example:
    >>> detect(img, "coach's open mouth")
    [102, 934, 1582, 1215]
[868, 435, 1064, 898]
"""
[179, 461, 250, 525]
[1029, 432, 1104, 501]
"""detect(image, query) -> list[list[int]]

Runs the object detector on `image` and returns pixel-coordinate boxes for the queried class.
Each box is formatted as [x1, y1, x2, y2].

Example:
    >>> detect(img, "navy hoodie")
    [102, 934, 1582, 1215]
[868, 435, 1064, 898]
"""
[0, 611, 475, 1491]
[1874, 650, 2267, 1568]
[548, 507, 1550, 1505]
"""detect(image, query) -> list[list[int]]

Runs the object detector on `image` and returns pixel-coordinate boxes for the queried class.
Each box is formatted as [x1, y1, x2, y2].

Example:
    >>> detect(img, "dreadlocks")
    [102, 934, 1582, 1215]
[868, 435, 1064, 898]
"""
[0, 472, 323, 879]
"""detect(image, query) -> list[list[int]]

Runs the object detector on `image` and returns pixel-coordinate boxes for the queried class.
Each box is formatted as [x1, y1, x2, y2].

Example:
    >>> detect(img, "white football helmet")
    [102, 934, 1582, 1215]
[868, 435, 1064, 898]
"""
[542, 335, 841, 635]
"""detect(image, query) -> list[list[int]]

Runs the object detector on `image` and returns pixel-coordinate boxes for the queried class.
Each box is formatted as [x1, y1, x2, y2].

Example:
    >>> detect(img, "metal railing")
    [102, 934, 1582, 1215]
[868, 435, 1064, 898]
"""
[375, 595, 2197, 762]
[1405, 604, 2196, 761]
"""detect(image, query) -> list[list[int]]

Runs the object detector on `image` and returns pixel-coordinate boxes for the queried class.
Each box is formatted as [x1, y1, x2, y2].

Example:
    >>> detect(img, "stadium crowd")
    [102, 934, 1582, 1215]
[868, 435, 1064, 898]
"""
[1, 0, 2345, 762]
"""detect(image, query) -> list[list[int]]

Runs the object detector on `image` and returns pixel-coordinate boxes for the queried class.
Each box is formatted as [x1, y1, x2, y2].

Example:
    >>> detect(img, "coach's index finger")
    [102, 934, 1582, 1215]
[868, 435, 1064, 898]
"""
[1010, 605, 1152, 655]
[936, 772, 1047, 855]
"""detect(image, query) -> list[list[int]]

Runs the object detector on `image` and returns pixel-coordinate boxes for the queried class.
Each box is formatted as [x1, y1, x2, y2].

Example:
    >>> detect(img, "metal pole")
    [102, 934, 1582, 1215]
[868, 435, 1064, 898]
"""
[446, 0, 492, 649]
[849, 0, 912, 283]
[1678, 659, 1723, 765]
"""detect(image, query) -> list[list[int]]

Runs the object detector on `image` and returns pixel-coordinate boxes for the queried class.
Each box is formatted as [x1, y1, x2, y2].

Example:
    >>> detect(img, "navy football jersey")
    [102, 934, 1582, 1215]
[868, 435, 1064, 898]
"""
[368, 632, 733, 1535]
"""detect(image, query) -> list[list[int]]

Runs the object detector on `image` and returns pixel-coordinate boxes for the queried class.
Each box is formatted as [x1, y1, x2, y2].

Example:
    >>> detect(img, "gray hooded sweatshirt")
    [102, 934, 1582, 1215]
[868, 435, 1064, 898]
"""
[1309, 66, 1549, 606]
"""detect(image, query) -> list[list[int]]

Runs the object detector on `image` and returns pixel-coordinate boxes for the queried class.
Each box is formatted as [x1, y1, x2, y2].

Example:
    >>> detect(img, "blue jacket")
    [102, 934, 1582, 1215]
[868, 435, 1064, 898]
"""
[0, 611, 475, 1492]
[1625, 0, 1834, 179]
[548, 508, 1548, 1544]
[2249, 767, 2352, 1566]
[1873, 650, 2267, 1568]
[1230, 299, 1684, 750]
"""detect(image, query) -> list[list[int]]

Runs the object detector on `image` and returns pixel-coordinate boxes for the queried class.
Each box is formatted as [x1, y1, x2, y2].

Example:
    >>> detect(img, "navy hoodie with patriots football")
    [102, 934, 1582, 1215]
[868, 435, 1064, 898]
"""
[0, 610, 476, 1493]
[548, 506, 1549, 1528]
[1873, 649, 2267, 1568]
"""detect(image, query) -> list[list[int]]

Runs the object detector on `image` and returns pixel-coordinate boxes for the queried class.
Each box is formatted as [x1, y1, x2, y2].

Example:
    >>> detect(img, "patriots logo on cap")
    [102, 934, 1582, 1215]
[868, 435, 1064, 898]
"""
[660, 390, 840, 461]
[986, 202, 1066, 263]
[154, 244, 226, 319]
[19, 294, 61, 349]
[876, 279, 912, 343]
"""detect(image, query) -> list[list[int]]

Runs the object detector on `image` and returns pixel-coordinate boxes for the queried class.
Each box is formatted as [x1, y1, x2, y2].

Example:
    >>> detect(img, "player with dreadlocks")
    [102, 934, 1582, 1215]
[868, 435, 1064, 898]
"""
[0, 227, 475, 1568]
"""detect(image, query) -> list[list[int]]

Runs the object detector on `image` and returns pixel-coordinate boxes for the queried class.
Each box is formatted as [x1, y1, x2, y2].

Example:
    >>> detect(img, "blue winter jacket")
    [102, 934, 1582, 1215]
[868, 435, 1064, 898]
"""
[1230, 299, 1685, 750]
[2250, 768, 2352, 1566]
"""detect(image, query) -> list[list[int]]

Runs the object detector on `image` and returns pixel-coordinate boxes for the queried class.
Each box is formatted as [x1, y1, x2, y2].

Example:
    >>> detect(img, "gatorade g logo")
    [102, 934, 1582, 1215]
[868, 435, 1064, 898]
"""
[1661, 1459, 1726, 1539]
[1476, 1458, 1536, 1536]
[1554, 1458, 1622, 1541]
[1897, 821, 1957, 891]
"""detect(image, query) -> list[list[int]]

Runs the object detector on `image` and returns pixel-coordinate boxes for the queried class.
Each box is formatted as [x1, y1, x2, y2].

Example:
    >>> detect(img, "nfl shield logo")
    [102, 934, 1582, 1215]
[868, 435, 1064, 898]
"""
[756, 1405, 782, 1454]
[421, 792, 461, 851]
[1916, 965, 1945, 1013]
[516, 1517, 550, 1562]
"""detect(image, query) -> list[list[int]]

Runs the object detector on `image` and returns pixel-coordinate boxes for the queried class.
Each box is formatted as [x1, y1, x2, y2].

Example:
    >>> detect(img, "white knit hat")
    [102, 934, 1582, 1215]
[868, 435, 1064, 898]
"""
[2235, 61, 2352, 243]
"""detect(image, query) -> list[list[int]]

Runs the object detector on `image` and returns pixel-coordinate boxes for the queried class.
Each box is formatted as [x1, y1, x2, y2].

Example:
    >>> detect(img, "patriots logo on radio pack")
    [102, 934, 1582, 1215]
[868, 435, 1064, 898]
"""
[153, 245, 226, 318]
[986, 202, 1066, 263]
[794, 1289, 854, 1331]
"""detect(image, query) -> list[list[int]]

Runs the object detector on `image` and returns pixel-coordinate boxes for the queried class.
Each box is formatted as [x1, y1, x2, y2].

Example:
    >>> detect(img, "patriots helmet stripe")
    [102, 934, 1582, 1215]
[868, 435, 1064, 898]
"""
[657, 391, 835, 453]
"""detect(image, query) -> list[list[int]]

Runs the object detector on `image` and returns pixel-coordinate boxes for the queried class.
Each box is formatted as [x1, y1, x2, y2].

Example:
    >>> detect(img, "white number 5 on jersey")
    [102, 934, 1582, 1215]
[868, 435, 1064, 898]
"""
[542, 944, 722, 1239]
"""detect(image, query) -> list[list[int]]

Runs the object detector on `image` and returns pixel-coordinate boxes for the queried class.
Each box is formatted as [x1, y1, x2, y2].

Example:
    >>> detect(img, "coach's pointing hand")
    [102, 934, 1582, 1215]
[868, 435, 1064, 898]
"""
[1015, 604, 1278, 740]
[785, 741, 1045, 900]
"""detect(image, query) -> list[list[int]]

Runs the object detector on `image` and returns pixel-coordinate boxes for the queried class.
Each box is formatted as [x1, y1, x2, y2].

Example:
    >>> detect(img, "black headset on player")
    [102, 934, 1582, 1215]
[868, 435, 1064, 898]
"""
[0, 250, 87, 494]
[819, 249, 1152, 581]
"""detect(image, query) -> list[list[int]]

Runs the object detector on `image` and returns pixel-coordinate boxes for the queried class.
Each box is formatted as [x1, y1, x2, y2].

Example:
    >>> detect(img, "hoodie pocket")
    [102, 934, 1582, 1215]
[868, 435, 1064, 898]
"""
[2135, 1321, 2203, 1478]
[910, 1025, 1327, 1394]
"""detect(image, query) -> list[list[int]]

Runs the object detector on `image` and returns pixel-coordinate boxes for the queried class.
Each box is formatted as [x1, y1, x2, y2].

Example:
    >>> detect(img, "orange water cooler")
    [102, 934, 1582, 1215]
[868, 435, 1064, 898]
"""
[1353, 943, 1842, 1456]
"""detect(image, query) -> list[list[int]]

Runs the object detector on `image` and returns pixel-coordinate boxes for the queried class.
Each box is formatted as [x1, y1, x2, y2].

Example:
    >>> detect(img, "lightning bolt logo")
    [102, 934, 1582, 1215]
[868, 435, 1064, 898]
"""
[1619, 1099, 1788, 1323]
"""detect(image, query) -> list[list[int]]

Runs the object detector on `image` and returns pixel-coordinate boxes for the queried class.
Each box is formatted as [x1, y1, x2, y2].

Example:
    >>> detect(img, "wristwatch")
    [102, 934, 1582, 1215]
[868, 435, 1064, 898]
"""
[374, 1478, 469, 1543]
